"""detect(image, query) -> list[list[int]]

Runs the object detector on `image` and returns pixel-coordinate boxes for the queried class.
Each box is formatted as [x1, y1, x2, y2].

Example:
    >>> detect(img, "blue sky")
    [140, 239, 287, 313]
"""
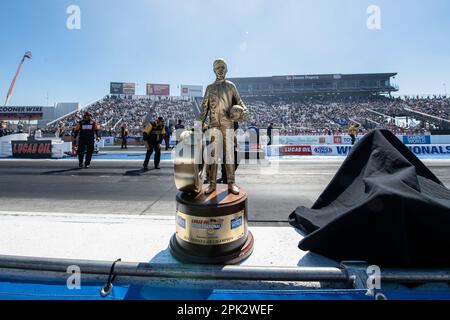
[0, 0, 449, 106]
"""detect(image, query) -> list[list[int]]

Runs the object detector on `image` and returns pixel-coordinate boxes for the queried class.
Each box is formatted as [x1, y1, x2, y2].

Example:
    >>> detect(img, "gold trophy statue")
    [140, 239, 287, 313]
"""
[170, 59, 253, 264]
[200, 58, 248, 195]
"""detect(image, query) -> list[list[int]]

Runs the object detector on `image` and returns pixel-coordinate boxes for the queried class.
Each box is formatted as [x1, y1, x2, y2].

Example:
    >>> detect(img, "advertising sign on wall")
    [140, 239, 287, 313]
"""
[12, 140, 52, 159]
[110, 82, 136, 95]
[122, 83, 136, 95]
[279, 145, 312, 156]
[147, 84, 170, 96]
[403, 136, 431, 145]
[0, 106, 44, 120]
[110, 82, 123, 94]
[180, 85, 203, 97]
[408, 145, 450, 155]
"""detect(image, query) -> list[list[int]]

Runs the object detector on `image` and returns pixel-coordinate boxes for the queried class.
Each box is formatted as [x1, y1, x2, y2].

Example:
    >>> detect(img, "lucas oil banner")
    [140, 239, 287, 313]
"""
[12, 140, 52, 159]
[279, 145, 312, 156]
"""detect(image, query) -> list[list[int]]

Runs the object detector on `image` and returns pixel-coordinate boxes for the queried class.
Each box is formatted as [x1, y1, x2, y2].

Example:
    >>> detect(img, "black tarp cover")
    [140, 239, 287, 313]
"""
[289, 129, 450, 268]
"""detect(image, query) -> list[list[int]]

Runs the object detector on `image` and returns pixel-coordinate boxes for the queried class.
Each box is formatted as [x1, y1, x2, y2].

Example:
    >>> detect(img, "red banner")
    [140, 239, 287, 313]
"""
[147, 84, 170, 96]
[333, 136, 342, 144]
[279, 145, 312, 156]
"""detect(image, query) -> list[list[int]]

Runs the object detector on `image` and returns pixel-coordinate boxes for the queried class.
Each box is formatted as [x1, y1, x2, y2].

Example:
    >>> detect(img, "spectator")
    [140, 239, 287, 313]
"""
[34, 127, 42, 139]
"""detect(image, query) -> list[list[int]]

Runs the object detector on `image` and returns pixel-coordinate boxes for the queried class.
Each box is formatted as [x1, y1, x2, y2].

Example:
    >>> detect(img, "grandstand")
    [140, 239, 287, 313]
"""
[46, 96, 197, 137]
[229, 73, 399, 97]
[38, 73, 449, 138]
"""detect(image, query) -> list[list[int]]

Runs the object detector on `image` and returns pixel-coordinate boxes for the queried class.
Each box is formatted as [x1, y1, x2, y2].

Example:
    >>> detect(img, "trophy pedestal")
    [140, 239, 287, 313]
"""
[170, 184, 254, 265]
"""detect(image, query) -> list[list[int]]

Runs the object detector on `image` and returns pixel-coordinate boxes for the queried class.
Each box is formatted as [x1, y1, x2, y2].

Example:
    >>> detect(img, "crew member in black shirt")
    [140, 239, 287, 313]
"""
[267, 123, 273, 146]
[73, 112, 100, 168]
[143, 117, 166, 170]
[121, 124, 129, 149]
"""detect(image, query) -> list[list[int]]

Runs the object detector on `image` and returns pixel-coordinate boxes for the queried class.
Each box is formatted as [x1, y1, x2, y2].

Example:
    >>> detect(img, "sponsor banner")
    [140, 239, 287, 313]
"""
[279, 136, 327, 145]
[176, 210, 245, 246]
[122, 83, 136, 95]
[282, 74, 341, 81]
[340, 136, 362, 145]
[335, 145, 353, 156]
[180, 85, 203, 97]
[110, 82, 135, 95]
[407, 145, 450, 155]
[268, 142, 450, 158]
[110, 82, 124, 94]
[403, 135, 431, 145]
[147, 84, 170, 96]
[312, 146, 335, 156]
[313, 144, 450, 157]
[269, 135, 446, 146]
[333, 135, 448, 146]
[0, 106, 44, 120]
[327, 135, 363, 145]
[333, 136, 342, 144]
[270, 145, 352, 156]
[12, 140, 52, 159]
[312, 145, 367, 156]
[279, 145, 312, 156]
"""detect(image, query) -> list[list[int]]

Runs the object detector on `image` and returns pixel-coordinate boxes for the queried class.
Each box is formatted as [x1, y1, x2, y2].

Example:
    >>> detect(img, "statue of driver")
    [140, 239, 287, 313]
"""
[200, 59, 248, 195]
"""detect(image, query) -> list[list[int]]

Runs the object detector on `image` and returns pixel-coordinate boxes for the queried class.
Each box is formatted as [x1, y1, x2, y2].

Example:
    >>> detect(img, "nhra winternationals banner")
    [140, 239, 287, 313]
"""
[0, 106, 43, 120]
[12, 140, 52, 159]
[147, 84, 170, 96]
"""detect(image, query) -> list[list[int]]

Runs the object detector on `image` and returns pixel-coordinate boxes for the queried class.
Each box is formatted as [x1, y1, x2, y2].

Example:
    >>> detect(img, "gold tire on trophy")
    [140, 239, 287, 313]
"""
[170, 185, 254, 265]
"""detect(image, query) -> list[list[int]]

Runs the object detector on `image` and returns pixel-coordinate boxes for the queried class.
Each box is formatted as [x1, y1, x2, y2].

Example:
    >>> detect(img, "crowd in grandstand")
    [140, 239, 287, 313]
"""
[46, 96, 196, 138]
[240, 95, 449, 136]
[403, 96, 450, 120]
[29, 94, 449, 139]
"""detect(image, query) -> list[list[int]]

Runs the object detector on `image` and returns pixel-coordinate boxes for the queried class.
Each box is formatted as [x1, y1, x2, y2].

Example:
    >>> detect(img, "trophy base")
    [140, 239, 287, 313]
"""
[170, 184, 254, 265]
[170, 231, 254, 265]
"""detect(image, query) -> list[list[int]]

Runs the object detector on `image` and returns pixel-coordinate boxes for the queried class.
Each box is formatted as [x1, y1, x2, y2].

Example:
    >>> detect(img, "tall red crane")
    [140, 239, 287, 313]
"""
[4, 51, 32, 106]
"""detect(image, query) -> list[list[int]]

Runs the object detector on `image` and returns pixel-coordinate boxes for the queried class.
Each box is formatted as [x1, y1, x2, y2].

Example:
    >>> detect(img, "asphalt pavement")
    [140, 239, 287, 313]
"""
[0, 159, 449, 223]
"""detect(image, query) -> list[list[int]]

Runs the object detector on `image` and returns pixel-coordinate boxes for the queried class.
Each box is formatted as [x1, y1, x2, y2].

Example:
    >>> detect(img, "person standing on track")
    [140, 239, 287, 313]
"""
[142, 116, 166, 171]
[121, 124, 129, 149]
[73, 112, 100, 168]
[267, 123, 273, 146]
[164, 123, 171, 151]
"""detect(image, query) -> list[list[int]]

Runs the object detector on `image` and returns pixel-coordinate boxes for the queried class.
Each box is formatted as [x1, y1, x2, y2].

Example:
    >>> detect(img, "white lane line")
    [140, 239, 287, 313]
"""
[0, 210, 174, 221]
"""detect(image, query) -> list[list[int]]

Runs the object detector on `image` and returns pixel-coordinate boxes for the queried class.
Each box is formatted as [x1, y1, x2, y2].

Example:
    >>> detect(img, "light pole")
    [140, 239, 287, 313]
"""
[4, 51, 32, 106]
